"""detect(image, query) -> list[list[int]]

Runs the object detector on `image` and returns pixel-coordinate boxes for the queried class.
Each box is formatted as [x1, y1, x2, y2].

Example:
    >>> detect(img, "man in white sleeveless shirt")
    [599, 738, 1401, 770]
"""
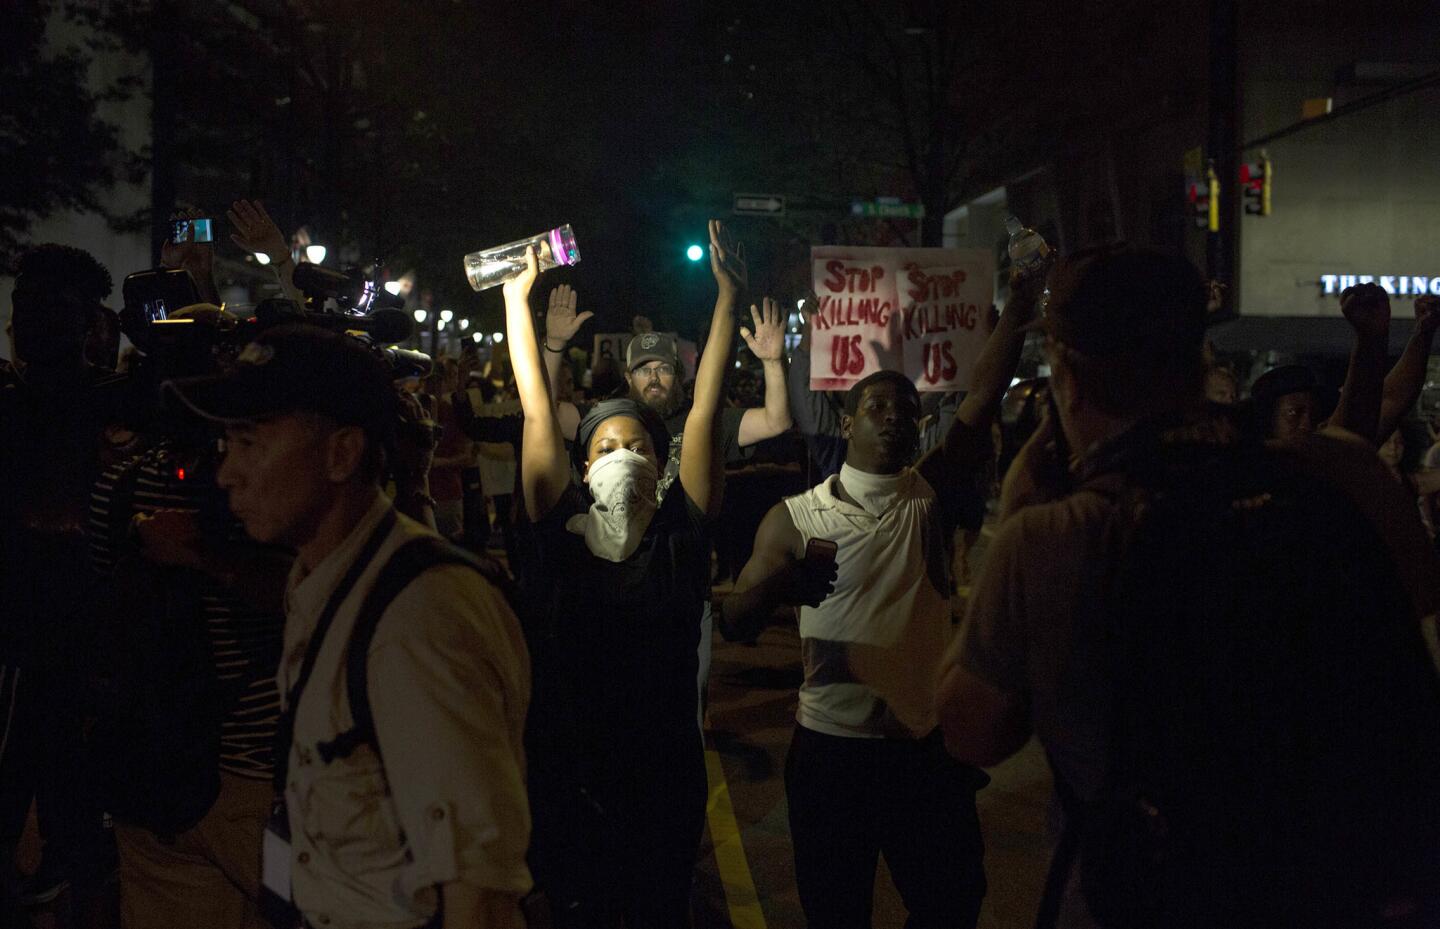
[721, 276, 1039, 929]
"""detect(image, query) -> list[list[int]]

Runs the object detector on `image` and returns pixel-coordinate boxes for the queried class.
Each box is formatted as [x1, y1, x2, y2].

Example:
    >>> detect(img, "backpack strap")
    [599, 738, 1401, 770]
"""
[273, 508, 397, 792]
[315, 536, 492, 769]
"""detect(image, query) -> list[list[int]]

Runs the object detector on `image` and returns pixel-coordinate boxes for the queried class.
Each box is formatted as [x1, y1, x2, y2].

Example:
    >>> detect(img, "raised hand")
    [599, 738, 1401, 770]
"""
[741, 297, 786, 362]
[545, 283, 593, 348]
[227, 199, 291, 265]
[1415, 294, 1439, 336]
[502, 245, 541, 306]
[1206, 279, 1228, 315]
[780, 553, 838, 609]
[1340, 282, 1392, 342]
[160, 206, 213, 276]
[709, 219, 747, 299]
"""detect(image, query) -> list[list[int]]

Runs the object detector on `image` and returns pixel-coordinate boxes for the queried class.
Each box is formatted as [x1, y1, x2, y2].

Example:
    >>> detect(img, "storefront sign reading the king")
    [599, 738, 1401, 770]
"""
[808, 245, 995, 392]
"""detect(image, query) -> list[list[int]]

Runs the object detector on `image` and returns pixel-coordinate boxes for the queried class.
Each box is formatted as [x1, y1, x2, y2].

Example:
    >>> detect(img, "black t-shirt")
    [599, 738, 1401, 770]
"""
[657, 405, 749, 501]
[523, 481, 711, 766]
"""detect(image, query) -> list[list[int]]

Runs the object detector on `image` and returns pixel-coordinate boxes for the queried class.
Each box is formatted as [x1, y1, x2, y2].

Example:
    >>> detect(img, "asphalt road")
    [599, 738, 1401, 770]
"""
[695, 614, 1055, 929]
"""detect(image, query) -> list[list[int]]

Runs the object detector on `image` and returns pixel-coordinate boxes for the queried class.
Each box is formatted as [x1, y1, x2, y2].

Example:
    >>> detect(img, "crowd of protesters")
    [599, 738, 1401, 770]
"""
[2, 195, 1439, 929]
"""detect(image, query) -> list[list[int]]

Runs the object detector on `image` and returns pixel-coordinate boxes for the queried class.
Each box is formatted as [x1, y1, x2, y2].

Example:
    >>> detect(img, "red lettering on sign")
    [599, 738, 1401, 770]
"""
[904, 264, 969, 303]
[824, 262, 889, 294]
[830, 335, 865, 376]
[921, 342, 958, 384]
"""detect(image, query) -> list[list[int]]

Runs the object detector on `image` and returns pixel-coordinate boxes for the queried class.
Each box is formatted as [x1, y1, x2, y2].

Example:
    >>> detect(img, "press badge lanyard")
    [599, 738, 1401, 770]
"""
[261, 508, 399, 909]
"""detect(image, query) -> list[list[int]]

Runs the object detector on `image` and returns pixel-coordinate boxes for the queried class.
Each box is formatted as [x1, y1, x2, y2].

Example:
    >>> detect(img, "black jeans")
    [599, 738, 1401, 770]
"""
[785, 725, 988, 929]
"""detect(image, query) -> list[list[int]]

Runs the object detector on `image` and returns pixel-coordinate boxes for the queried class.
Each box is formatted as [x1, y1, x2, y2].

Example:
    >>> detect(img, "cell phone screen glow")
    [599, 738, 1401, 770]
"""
[172, 219, 214, 244]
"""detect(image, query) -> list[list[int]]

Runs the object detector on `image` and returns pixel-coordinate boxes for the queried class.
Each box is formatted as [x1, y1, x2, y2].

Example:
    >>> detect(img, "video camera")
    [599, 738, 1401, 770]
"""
[291, 263, 405, 315]
[120, 268, 431, 382]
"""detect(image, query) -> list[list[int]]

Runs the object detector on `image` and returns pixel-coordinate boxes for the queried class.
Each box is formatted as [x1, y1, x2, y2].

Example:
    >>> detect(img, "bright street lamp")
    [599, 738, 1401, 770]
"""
[255, 253, 272, 266]
[439, 309, 454, 324]
[472, 332, 483, 343]
[459, 318, 470, 330]
[413, 309, 428, 324]
[492, 331, 504, 344]
[305, 244, 327, 264]
[383, 281, 403, 295]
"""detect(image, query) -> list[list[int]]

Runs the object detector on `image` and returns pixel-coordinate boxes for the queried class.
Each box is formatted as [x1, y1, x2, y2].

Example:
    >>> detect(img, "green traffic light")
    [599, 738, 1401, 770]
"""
[686, 244, 705, 262]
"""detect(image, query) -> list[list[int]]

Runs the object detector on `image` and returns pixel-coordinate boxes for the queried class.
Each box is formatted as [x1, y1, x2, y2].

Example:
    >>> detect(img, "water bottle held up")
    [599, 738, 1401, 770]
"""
[464, 224, 580, 292]
[1004, 215, 1050, 273]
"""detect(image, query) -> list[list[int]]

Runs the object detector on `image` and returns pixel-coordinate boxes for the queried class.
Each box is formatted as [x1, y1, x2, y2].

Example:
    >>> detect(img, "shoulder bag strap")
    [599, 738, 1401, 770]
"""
[316, 536, 481, 768]
[272, 508, 397, 791]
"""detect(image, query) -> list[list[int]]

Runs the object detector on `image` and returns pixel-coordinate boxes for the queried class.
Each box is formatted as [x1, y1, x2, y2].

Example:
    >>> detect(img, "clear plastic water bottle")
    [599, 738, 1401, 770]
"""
[463, 224, 580, 292]
[1004, 215, 1050, 273]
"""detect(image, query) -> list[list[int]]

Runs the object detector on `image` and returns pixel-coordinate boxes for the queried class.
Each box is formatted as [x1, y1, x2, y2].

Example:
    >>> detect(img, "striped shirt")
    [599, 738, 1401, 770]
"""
[89, 442, 284, 780]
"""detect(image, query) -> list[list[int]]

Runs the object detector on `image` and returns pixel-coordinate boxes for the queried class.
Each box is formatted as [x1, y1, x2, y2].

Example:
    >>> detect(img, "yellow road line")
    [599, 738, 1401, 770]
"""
[705, 749, 768, 929]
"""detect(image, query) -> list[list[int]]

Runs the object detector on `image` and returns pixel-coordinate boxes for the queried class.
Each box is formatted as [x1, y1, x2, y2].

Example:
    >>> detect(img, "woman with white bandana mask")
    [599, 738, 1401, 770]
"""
[502, 221, 742, 927]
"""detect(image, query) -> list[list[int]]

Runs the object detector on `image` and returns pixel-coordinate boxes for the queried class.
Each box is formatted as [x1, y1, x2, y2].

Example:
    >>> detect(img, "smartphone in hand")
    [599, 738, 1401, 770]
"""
[804, 538, 838, 564]
[172, 218, 214, 244]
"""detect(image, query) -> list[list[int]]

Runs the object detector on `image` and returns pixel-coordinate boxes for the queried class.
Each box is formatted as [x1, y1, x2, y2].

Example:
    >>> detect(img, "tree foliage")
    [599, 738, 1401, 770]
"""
[0, 0, 144, 267]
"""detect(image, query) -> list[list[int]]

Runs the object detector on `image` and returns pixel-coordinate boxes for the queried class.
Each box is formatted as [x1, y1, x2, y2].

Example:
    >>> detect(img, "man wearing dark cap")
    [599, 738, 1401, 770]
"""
[1250, 363, 1319, 440]
[937, 246, 1440, 928]
[722, 264, 1041, 929]
[541, 289, 793, 486]
[169, 324, 533, 929]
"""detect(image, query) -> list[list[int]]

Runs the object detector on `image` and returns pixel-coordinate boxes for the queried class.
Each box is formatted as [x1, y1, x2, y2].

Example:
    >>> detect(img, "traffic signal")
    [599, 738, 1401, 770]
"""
[1205, 160, 1220, 232]
[1187, 177, 1214, 230]
[1241, 153, 1272, 216]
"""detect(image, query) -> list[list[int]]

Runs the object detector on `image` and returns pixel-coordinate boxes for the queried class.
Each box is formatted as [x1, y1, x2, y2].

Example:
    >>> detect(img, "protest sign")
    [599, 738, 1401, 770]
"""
[593, 332, 631, 365]
[808, 245, 994, 392]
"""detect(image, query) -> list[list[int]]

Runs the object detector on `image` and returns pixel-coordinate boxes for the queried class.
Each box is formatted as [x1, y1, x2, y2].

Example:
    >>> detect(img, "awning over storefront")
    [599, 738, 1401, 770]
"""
[1209, 315, 1418, 357]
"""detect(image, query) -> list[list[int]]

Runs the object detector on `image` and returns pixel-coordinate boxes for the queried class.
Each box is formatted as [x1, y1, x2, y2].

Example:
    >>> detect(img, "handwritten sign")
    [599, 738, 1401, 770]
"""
[808, 245, 994, 392]
[592, 333, 631, 365]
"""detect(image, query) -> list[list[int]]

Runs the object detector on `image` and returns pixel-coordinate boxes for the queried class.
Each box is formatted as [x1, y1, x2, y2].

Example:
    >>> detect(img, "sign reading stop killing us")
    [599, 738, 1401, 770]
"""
[808, 245, 994, 392]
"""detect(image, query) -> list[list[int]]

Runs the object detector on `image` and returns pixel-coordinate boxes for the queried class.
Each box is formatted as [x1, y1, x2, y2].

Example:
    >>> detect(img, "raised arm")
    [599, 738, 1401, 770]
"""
[1378, 295, 1439, 441]
[503, 248, 569, 520]
[1326, 282, 1391, 443]
[542, 283, 591, 441]
[721, 502, 836, 641]
[680, 220, 743, 517]
[737, 297, 794, 446]
[160, 207, 221, 305]
[917, 264, 1043, 499]
[787, 305, 844, 440]
[228, 199, 305, 305]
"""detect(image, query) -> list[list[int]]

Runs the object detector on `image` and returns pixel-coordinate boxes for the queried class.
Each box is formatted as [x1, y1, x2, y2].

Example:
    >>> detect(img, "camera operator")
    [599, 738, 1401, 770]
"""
[168, 323, 533, 929]
[87, 301, 293, 929]
[1, 244, 129, 914]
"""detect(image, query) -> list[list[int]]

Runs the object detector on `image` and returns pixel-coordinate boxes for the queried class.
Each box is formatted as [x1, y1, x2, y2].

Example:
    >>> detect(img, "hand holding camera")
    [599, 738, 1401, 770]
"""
[133, 509, 205, 571]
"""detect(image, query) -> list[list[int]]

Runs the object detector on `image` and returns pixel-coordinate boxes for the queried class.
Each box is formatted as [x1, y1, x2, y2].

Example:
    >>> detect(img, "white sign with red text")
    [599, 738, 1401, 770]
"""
[808, 245, 994, 392]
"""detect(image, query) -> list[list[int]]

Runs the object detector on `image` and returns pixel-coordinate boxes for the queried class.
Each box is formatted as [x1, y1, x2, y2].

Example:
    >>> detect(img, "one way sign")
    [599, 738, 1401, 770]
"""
[733, 193, 786, 216]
